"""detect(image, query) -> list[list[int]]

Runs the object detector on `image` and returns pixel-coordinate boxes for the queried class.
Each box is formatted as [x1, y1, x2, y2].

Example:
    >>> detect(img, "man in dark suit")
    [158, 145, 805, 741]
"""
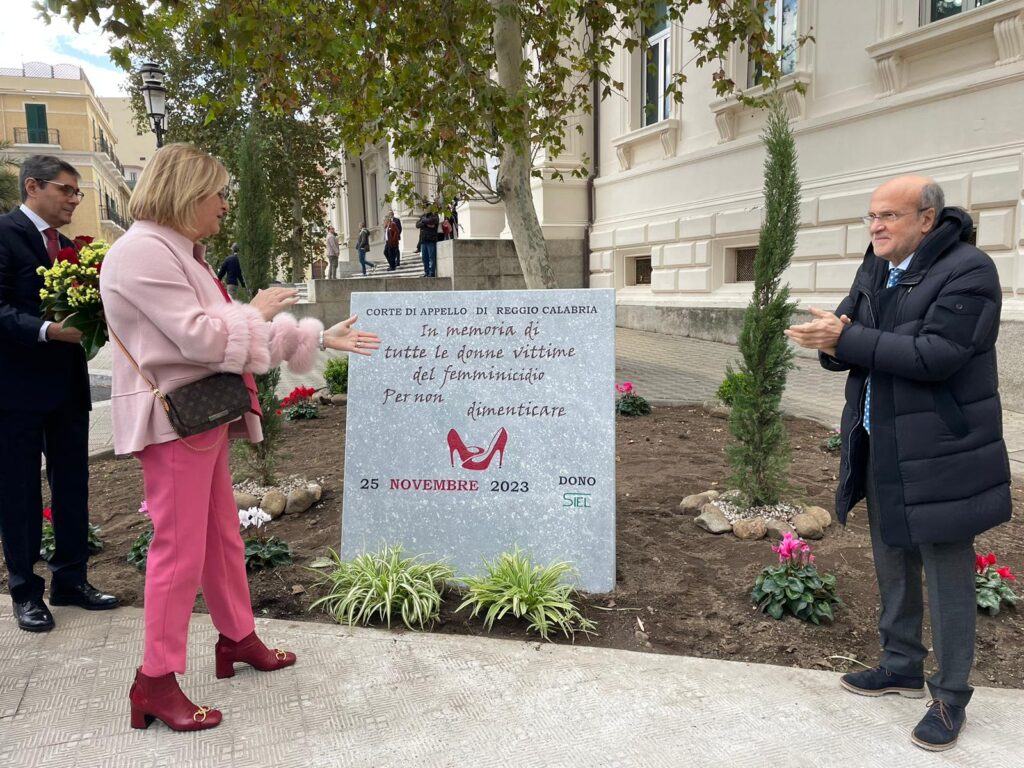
[787, 176, 1010, 752]
[0, 155, 118, 632]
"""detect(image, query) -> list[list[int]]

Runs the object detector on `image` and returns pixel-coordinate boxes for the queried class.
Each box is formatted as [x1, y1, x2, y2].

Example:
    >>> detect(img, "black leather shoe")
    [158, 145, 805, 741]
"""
[49, 582, 119, 610]
[13, 599, 55, 632]
[840, 665, 925, 698]
[912, 699, 966, 752]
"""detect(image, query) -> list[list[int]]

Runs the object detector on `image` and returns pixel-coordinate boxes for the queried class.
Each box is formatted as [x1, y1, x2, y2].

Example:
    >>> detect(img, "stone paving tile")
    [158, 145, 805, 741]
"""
[0, 604, 1020, 767]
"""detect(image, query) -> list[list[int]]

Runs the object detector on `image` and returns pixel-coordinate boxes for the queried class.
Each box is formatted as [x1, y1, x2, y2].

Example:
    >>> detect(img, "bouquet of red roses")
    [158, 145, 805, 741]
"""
[36, 235, 110, 360]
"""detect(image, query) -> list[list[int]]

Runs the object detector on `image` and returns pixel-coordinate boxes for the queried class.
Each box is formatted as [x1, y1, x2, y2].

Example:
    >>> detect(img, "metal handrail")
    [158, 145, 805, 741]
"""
[13, 127, 60, 145]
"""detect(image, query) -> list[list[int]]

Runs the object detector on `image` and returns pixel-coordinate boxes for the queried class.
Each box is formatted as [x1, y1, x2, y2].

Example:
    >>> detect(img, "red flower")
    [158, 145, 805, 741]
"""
[996, 566, 1016, 581]
[72, 235, 93, 247]
[985, 552, 998, 567]
[275, 408, 283, 416]
[56, 247, 79, 264]
[42, 507, 53, 521]
[976, 554, 987, 573]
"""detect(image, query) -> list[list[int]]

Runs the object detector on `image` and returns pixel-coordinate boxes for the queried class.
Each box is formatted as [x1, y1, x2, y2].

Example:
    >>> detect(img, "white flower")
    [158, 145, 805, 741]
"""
[239, 506, 271, 530]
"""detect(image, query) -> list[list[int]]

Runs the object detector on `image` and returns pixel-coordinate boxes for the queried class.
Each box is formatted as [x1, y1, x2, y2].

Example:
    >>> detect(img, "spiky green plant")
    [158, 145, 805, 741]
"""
[456, 548, 596, 641]
[309, 546, 454, 630]
[727, 95, 800, 506]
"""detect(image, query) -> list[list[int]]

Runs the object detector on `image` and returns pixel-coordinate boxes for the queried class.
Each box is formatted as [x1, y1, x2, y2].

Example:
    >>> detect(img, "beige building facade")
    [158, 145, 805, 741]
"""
[327, 1, 1024, 325]
[589, 0, 1024, 330]
[0, 63, 131, 242]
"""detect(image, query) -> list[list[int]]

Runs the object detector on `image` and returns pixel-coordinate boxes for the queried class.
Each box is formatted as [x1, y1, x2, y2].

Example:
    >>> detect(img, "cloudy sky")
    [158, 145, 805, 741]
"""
[1, 1, 128, 97]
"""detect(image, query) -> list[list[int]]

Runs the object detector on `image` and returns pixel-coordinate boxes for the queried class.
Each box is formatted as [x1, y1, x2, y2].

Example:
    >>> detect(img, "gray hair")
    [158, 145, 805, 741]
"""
[920, 182, 945, 216]
[19, 155, 79, 202]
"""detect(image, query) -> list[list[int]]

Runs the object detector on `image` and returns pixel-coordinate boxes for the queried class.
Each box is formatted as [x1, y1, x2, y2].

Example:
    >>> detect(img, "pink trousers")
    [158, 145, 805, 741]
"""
[136, 426, 255, 676]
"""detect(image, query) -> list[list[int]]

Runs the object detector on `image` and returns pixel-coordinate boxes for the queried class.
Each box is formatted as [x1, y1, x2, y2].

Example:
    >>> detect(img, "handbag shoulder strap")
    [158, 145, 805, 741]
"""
[108, 326, 170, 413]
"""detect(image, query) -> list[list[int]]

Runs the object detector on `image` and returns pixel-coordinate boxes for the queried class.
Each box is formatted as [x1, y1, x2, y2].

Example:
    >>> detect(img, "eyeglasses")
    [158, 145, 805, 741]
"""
[861, 207, 929, 225]
[34, 179, 86, 200]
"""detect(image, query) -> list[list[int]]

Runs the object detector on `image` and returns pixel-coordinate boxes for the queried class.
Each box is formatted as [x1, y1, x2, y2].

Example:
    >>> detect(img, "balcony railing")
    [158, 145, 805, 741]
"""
[94, 135, 126, 179]
[98, 204, 129, 231]
[13, 127, 60, 145]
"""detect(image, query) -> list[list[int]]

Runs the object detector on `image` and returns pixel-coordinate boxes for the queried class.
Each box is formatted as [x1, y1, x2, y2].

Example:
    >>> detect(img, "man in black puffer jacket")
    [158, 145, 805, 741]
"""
[786, 176, 1010, 753]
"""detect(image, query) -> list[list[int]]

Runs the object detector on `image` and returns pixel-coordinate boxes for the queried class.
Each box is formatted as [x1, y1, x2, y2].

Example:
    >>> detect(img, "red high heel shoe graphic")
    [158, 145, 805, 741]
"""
[448, 429, 485, 466]
[458, 427, 508, 471]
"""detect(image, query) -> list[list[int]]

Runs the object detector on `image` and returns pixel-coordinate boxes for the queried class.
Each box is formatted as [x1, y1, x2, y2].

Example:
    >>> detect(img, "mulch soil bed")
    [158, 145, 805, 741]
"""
[9, 404, 1023, 689]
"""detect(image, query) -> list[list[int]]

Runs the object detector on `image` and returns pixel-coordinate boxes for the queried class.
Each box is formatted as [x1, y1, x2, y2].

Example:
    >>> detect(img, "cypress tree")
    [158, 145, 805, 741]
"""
[726, 95, 800, 506]
[234, 121, 282, 485]
[234, 122, 274, 297]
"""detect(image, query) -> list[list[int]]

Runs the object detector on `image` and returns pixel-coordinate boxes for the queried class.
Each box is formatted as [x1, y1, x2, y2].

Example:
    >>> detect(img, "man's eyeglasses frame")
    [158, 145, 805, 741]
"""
[861, 207, 931, 225]
[31, 178, 86, 201]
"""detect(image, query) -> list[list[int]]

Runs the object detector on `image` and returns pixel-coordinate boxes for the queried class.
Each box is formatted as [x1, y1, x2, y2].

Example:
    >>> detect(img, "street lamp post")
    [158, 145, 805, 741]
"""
[139, 62, 167, 148]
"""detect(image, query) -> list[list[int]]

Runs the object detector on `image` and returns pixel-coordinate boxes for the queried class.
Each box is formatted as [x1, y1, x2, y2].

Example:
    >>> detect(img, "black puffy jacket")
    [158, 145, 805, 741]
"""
[822, 207, 1011, 546]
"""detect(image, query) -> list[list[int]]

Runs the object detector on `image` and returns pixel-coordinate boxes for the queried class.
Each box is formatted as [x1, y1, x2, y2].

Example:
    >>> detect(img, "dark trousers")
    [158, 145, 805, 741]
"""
[384, 245, 399, 270]
[864, 449, 976, 706]
[0, 405, 90, 602]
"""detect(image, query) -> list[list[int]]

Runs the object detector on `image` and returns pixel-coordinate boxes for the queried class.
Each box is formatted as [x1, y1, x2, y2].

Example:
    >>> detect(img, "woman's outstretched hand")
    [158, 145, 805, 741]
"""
[250, 287, 300, 321]
[324, 314, 380, 356]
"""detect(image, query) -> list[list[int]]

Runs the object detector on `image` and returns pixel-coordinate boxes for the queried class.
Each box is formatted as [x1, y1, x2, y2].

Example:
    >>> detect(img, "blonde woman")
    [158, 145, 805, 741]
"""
[101, 143, 379, 731]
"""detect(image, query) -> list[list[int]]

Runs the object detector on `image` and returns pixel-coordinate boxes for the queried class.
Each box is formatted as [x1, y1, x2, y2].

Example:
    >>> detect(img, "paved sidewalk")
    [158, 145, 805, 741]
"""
[2, 604, 1022, 768]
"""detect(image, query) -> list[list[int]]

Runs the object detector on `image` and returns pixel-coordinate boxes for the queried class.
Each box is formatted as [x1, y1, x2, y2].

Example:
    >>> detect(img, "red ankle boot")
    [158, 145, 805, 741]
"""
[215, 631, 297, 679]
[129, 668, 222, 731]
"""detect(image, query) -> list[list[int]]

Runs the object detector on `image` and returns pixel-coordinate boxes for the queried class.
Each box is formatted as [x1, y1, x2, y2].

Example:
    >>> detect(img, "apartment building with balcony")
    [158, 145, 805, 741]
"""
[0, 62, 131, 241]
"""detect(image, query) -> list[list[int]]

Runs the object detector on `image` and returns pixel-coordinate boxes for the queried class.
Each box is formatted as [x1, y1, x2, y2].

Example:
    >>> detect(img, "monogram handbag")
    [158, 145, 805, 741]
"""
[110, 328, 251, 438]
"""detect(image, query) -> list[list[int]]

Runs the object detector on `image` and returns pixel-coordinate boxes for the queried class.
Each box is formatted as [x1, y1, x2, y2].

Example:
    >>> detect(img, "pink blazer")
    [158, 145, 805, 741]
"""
[101, 220, 322, 455]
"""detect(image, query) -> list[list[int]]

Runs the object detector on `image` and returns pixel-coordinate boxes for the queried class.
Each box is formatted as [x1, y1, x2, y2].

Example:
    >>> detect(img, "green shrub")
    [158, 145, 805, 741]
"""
[456, 548, 596, 641]
[824, 427, 842, 452]
[127, 527, 153, 572]
[309, 546, 454, 630]
[244, 536, 293, 570]
[323, 357, 349, 395]
[715, 368, 750, 407]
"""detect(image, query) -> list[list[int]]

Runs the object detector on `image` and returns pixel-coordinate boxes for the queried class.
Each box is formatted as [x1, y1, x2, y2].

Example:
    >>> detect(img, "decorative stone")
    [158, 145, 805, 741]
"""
[765, 519, 795, 540]
[343, 289, 617, 593]
[732, 517, 768, 541]
[261, 489, 287, 519]
[694, 504, 733, 534]
[803, 505, 833, 529]
[233, 492, 260, 511]
[679, 490, 720, 514]
[285, 487, 318, 514]
[792, 513, 824, 540]
[306, 483, 323, 502]
[709, 406, 730, 420]
[330, 394, 347, 406]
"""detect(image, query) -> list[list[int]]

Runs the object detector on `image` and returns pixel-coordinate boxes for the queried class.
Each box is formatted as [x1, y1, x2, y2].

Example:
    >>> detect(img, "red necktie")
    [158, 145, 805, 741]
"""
[200, 258, 262, 417]
[44, 228, 60, 263]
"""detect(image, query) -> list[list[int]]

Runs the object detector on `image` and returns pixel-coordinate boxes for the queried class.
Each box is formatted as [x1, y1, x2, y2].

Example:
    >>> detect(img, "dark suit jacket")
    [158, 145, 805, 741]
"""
[0, 208, 90, 412]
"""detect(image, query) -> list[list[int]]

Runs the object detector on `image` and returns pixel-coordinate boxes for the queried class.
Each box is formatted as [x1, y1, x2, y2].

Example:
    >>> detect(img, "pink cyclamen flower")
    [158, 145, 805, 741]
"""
[138, 500, 149, 516]
[615, 382, 634, 394]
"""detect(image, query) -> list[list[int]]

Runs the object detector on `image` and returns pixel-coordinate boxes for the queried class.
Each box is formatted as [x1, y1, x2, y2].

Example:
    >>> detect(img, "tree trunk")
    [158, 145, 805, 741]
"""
[492, 1, 558, 289]
[290, 192, 304, 282]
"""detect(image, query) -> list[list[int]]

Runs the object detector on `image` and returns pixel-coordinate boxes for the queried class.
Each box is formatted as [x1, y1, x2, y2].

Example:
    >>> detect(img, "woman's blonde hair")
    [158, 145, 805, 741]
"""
[129, 143, 229, 234]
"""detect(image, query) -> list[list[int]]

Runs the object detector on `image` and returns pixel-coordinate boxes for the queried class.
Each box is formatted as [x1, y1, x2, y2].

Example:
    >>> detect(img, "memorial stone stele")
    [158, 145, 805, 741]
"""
[342, 289, 616, 592]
